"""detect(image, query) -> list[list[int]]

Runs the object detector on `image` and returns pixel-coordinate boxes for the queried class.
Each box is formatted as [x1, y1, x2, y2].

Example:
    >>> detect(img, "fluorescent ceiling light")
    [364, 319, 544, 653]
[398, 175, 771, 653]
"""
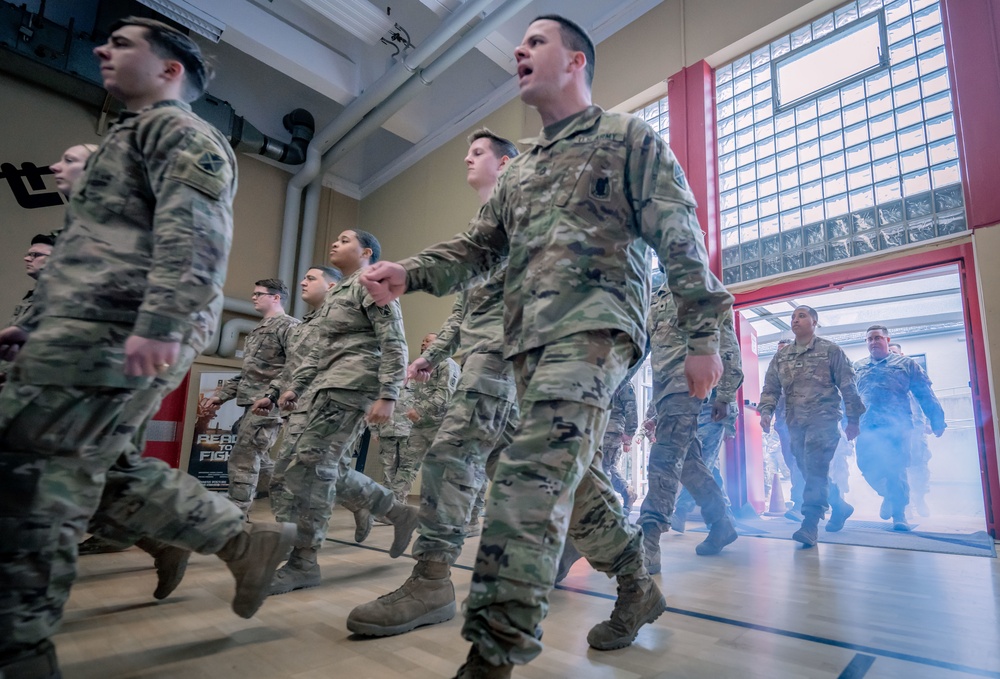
[299, 0, 394, 44]
[136, 0, 225, 42]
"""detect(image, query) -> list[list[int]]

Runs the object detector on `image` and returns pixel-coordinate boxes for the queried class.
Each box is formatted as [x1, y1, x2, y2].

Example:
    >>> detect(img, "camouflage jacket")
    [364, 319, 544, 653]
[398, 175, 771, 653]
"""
[647, 282, 743, 401]
[422, 266, 517, 402]
[217, 312, 299, 406]
[410, 357, 460, 428]
[758, 336, 865, 428]
[853, 353, 945, 431]
[400, 106, 733, 368]
[372, 381, 416, 438]
[606, 379, 638, 436]
[7, 289, 35, 328]
[12, 100, 235, 388]
[287, 270, 407, 402]
[268, 307, 320, 412]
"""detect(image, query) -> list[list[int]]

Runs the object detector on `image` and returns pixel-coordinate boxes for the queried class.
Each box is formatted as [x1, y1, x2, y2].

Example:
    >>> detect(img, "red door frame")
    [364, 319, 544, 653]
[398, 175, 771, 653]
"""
[732, 243, 998, 537]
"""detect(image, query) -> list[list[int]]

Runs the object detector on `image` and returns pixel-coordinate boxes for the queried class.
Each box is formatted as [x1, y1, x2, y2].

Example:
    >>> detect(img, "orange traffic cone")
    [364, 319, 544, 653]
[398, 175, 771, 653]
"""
[764, 473, 787, 517]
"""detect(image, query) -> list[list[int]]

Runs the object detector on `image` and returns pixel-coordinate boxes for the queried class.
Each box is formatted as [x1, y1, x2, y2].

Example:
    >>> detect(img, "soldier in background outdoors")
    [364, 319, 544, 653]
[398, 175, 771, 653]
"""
[889, 341, 935, 517]
[207, 279, 298, 516]
[390, 332, 460, 503]
[758, 306, 865, 547]
[359, 15, 732, 677]
[346, 128, 520, 640]
[0, 18, 294, 678]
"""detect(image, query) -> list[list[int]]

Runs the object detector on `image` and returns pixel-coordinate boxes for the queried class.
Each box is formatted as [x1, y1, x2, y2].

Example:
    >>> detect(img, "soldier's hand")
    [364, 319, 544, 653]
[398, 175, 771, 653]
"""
[206, 396, 224, 410]
[844, 422, 860, 441]
[685, 353, 723, 399]
[643, 418, 656, 438]
[252, 397, 274, 415]
[932, 423, 946, 437]
[367, 398, 395, 425]
[0, 326, 28, 361]
[711, 399, 730, 422]
[760, 413, 772, 433]
[407, 357, 433, 383]
[278, 390, 298, 410]
[360, 262, 407, 306]
[124, 336, 180, 377]
[405, 408, 420, 423]
[621, 435, 632, 453]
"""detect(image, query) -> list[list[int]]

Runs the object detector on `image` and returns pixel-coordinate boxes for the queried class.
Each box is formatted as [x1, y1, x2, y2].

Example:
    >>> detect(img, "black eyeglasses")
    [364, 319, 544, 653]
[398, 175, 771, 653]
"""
[24, 252, 49, 260]
[251, 291, 277, 298]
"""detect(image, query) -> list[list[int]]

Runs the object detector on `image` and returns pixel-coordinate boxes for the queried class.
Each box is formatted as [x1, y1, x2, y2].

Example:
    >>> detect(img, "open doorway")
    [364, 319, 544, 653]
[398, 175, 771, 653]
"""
[735, 263, 993, 555]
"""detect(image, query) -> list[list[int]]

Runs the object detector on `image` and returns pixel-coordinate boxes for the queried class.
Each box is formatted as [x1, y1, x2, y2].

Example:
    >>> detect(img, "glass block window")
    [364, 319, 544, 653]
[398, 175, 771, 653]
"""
[634, 94, 669, 144]
[716, 0, 966, 287]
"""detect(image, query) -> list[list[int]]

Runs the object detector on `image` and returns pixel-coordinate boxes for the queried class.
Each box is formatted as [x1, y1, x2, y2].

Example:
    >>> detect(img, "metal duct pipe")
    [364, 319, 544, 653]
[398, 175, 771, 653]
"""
[278, 0, 500, 287]
[231, 108, 315, 165]
[218, 317, 260, 358]
[293, 184, 323, 317]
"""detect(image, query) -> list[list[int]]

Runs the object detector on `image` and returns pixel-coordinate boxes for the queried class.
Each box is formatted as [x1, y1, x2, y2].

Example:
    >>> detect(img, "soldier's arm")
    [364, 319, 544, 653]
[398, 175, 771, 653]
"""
[402, 198, 510, 298]
[831, 348, 865, 424]
[423, 293, 465, 367]
[715, 311, 744, 402]
[414, 362, 456, 425]
[908, 362, 946, 432]
[133, 118, 235, 343]
[364, 295, 408, 402]
[627, 121, 733, 356]
[287, 324, 325, 397]
[623, 384, 639, 436]
[758, 358, 782, 419]
[215, 375, 240, 402]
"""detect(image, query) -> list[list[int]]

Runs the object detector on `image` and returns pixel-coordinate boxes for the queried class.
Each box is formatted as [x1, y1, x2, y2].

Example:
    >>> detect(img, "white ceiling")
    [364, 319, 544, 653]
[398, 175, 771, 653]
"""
[191, 0, 664, 198]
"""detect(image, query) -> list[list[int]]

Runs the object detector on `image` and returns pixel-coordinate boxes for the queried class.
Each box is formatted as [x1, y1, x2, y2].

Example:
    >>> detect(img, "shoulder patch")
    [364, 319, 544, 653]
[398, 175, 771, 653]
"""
[197, 151, 226, 175]
[673, 162, 688, 191]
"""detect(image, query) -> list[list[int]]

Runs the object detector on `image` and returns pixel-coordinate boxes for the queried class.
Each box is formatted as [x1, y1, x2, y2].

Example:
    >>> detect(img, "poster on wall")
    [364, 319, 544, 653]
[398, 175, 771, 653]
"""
[187, 371, 242, 491]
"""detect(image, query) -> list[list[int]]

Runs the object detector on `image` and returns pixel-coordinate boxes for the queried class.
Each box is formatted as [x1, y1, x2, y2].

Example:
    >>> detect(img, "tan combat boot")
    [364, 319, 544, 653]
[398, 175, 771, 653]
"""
[695, 516, 738, 556]
[792, 515, 820, 547]
[135, 537, 190, 600]
[354, 508, 373, 543]
[77, 534, 129, 555]
[268, 545, 321, 595]
[346, 559, 455, 636]
[453, 645, 513, 679]
[216, 522, 295, 617]
[587, 570, 667, 650]
[383, 502, 420, 558]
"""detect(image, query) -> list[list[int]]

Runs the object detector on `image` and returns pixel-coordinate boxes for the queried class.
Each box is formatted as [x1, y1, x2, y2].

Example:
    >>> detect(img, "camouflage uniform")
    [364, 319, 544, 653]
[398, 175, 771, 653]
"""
[399, 106, 732, 665]
[773, 394, 805, 512]
[638, 286, 737, 534]
[0, 100, 243, 663]
[601, 379, 638, 510]
[391, 356, 459, 501]
[907, 394, 933, 512]
[268, 306, 388, 522]
[370, 381, 415, 502]
[853, 353, 945, 521]
[0, 290, 36, 378]
[411, 268, 519, 565]
[673, 305, 744, 519]
[758, 338, 865, 521]
[283, 270, 407, 550]
[214, 312, 299, 514]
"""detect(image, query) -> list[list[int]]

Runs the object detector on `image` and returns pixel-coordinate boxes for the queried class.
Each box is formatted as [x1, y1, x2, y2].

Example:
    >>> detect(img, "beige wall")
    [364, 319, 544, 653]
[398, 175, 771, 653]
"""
[972, 224, 1000, 461]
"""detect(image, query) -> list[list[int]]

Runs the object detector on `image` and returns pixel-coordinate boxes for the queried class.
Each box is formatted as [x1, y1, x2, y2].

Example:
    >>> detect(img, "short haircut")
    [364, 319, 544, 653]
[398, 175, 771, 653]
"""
[31, 233, 56, 247]
[110, 16, 212, 101]
[777, 338, 792, 347]
[795, 305, 819, 322]
[255, 277, 289, 305]
[888, 342, 902, 350]
[866, 324, 890, 336]
[532, 14, 595, 86]
[309, 265, 342, 284]
[467, 128, 519, 161]
[353, 229, 381, 264]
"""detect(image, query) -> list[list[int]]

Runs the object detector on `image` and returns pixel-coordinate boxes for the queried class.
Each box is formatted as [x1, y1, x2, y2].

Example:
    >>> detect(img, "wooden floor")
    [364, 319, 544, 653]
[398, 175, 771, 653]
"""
[58, 506, 1000, 679]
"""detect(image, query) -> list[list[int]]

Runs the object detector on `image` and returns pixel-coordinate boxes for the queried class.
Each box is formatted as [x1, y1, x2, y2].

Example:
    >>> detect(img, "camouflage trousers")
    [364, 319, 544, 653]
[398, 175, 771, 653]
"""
[391, 424, 439, 502]
[284, 388, 395, 551]
[599, 433, 631, 508]
[0, 351, 243, 660]
[787, 419, 842, 520]
[375, 435, 407, 503]
[462, 330, 643, 667]
[675, 400, 735, 516]
[227, 406, 282, 515]
[411, 385, 517, 565]
[638, 393, 728, 533]
[270, 409, 385, 523]
[775, 419, 805, 511]
[908, 431, 932, 500]
[856, 424, 912, 519]
[469, 407, 513, 525]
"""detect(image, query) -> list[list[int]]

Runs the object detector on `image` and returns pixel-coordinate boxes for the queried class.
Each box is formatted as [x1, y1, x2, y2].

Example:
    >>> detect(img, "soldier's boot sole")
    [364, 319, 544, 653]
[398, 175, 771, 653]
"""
[587, 576, 667, 651]
[386, 504, 420, 558]
[220, 522, 296, 616]
[77, 535, 130, 555]
[354, 509, 374, 543]
[347, 576, 456, 637]
[825, 503, 854, 532]
[695, 519, 738, 556]
[136, 538, 191, 600]
[453, 645, 514, 679]
[268, 560, 322, 595]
